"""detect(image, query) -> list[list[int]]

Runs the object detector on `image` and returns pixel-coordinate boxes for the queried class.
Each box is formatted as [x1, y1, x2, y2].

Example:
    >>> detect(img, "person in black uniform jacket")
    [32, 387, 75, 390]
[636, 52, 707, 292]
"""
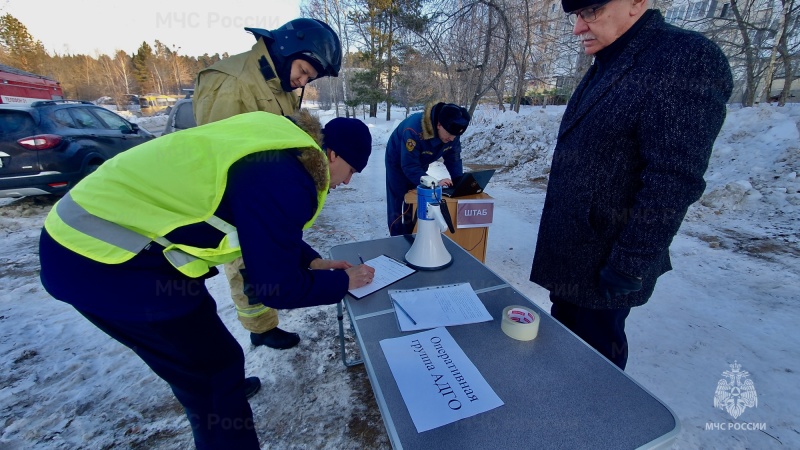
[530, 0, 733, 370]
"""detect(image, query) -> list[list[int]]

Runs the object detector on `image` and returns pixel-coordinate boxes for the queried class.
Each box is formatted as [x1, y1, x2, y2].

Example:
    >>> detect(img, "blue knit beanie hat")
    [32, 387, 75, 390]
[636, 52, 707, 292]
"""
[322, 118, 372, 172]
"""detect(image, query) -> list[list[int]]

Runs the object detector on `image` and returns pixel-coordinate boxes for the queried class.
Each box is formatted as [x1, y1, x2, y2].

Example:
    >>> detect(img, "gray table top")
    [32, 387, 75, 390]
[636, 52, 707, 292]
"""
[331, 236, 679, 450]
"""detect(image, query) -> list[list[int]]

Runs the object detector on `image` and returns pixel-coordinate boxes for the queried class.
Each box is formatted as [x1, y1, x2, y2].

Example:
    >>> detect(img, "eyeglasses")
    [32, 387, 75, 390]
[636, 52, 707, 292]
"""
[567, 1, 611, 25]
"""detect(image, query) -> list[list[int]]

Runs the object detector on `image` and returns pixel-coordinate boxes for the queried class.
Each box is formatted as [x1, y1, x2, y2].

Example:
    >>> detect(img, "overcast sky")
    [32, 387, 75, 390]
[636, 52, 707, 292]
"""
[2, 0, 302, 57]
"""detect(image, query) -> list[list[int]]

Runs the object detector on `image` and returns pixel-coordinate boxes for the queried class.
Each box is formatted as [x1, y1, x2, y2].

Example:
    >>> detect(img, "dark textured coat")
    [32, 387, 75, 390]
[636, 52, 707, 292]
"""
[530, 12, 733, 309]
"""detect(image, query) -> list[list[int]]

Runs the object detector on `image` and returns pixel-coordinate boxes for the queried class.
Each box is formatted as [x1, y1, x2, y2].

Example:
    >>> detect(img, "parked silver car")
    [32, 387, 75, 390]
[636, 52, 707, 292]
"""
[162, 98, 196, 135]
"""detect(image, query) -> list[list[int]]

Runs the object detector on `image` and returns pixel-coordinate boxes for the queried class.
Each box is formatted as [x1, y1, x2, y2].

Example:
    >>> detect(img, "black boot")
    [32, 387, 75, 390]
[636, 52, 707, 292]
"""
[250, 328, 300, 349]
[244, 376, 261, 399]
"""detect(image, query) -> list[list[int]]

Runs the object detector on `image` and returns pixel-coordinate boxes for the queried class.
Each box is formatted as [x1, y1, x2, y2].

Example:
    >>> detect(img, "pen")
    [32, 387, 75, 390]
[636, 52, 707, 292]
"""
[393, 300, 417, 325]
[359, 254, 365, 264]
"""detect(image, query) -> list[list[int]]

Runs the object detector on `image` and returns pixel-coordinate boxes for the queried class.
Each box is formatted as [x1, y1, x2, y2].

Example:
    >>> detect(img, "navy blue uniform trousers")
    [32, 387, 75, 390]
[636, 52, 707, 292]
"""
[77, 296, 259, 450]
[40, 229, 258, 449]
[550, 295, 631, 370]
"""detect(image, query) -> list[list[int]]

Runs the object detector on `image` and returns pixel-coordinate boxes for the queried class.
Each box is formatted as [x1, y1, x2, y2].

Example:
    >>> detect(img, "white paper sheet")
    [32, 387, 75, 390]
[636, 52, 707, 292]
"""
[389, 283, 493, 331]
[379, 327, 504, 433]
[348, 254, 416, 299]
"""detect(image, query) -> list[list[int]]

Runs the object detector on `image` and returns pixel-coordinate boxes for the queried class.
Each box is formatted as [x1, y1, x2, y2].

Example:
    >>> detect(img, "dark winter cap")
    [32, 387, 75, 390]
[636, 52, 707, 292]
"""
[438, 104, 471, 136]
[562, 0, 611, 13]
[322, 118, 372, 172]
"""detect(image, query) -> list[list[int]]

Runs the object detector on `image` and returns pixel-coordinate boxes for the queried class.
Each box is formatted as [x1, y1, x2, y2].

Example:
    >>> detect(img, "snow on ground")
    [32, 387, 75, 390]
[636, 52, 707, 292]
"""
[125, 112, 169, 135]
[1, 102, 798, 449]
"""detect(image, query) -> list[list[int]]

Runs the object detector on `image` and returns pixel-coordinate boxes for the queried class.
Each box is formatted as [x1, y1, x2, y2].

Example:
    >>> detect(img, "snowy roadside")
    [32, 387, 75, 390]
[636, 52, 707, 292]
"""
[128, 114, 168, 137]
[1, 103, 799, 449]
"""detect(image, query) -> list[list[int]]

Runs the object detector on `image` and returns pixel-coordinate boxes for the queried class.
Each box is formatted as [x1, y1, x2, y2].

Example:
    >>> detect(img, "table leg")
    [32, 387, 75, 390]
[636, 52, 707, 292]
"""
[337, 301, 363, 367]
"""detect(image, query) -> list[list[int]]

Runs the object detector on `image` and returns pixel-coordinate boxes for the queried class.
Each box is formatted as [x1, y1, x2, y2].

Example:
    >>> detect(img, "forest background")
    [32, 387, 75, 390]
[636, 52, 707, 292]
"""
[0, 0, 798, 118]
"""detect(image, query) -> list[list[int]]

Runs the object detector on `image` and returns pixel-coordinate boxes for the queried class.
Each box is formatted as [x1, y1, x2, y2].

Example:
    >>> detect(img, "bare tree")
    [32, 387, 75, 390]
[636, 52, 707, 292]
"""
[508, 0, 534, 112]
[772, 0, 799, 105]
[393, 45, 439, 113]
[303, 0, 355, 116]
[113, 50, 133, 95]
[729, 0, 768, 105]
[405, 0, 510, 114]
[166, 45, 191, 96]
[468, 1, 511, 114]
[98, 52, 134, 109]
[668, 0, 794, 106]
[506, 0, 572, 111]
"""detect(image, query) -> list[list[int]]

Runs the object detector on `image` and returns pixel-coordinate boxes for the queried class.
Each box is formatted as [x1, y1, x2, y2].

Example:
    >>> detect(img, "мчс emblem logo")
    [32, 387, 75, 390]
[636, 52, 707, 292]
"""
[713, 361, 757, 419]
[405, 138, 416, 152]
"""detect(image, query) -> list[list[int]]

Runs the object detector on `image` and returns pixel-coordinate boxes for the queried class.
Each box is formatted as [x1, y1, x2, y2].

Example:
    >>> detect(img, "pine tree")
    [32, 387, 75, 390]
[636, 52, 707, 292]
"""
[132, 42, 154, 93]
[0, 13, 48, 74]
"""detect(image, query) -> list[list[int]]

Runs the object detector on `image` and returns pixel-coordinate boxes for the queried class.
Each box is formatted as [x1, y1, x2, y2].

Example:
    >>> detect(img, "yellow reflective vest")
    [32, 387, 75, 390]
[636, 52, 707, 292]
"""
[44, 111, 328, 278]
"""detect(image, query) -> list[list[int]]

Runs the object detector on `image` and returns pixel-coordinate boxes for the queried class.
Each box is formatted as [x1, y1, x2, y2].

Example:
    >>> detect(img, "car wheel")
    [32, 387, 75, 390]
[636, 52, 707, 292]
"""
[82, 162, 102, 179]
[76, 162, 101, 184]
[63, 162, 102, 194]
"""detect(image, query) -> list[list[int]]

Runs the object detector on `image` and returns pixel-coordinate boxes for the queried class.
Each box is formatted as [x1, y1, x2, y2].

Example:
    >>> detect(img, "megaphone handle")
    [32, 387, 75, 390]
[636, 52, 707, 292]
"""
[439, 201, 456, 234]
[427, 204, 448, 231]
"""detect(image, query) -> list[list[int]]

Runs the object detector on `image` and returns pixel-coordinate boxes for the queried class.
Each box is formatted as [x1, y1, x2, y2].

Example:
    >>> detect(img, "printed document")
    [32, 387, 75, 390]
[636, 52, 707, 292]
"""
[389, 283, 493, 331]
[348, 254, 416, 299]
[380, 327, 504, 432]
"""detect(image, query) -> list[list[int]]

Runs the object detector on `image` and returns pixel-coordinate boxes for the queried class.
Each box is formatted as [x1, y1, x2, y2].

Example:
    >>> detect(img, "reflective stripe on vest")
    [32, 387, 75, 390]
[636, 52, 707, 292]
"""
[57, 192, 241, 277]
[57, 193, 151, 254]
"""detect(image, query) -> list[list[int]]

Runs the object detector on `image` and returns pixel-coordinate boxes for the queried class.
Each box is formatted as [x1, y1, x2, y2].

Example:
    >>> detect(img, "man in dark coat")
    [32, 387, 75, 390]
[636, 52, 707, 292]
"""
[530, 0, 733, 370]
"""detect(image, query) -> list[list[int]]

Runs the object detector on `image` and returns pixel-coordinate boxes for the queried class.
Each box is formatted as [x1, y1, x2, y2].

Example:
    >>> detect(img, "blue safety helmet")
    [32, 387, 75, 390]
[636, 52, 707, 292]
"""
[245, 18, 342, 77]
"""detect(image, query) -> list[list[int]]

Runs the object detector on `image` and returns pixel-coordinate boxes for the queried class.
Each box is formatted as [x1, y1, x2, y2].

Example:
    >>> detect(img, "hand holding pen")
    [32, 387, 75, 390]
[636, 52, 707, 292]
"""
[346, 254, 375, 289]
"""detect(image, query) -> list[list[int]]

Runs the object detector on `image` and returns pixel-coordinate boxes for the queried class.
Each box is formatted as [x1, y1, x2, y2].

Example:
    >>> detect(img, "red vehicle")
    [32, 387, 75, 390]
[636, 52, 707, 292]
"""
[0, 63, 64, 105]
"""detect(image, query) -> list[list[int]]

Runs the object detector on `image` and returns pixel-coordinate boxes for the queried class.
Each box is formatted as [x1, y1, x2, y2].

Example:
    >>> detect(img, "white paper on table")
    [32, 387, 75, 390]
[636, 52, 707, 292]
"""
[389, 283, 493, 331]
[348, 254, 416, 299]
[379, 327, 504, 433]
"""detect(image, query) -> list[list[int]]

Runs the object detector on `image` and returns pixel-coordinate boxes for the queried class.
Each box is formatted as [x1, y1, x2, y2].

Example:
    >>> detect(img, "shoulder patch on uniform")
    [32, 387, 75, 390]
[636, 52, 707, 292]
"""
[405, 138, 417, 152]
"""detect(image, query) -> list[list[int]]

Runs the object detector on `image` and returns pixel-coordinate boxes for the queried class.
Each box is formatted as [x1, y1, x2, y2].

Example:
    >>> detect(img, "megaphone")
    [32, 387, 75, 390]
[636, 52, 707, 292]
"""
[405, 176, 454, 270]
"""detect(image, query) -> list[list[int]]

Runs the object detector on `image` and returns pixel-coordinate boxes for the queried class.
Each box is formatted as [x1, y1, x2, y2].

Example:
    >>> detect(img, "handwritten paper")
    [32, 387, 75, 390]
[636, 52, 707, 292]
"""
[348, 254, 416, 299]
[380, 327, 504, 432]
[389, 283, 493, 331]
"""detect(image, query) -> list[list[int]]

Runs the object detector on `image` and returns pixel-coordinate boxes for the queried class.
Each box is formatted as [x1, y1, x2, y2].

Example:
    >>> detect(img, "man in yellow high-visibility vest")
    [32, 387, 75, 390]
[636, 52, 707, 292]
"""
[39, 110, 374, 449]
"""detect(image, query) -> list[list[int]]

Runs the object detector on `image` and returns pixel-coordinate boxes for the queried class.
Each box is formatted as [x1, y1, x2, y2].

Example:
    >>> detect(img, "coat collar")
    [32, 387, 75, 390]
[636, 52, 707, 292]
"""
[205, 39, 285, 97]
[421, 102, 436, 140]
[249, 40, 285, 97]
[558, 11, 665, 139]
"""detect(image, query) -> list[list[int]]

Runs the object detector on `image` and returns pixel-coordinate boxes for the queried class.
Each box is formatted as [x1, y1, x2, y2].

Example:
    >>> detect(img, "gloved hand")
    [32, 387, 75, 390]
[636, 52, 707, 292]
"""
[599, 265, 642, 300]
